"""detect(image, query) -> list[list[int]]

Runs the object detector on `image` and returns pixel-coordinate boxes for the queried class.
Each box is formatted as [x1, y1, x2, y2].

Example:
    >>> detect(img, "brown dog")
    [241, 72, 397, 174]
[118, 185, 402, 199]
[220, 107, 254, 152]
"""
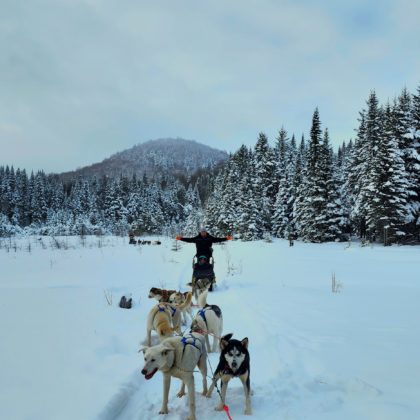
[169, 291, 193, 325]
[148, 287, 177, 303]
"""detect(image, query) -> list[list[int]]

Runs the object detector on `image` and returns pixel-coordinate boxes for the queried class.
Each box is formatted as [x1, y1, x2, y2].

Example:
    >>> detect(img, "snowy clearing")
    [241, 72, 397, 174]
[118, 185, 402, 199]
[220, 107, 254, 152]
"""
[0, 236, 419, 420]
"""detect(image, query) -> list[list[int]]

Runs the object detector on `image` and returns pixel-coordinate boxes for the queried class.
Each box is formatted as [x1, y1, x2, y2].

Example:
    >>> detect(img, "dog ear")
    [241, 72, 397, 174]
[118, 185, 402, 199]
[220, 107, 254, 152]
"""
[190, 319, 199, 331]
[138, 346, 149, 354]
[241, 337, 249, 349]
[220, 333, 233, 350]
[161, 345, 174, 356]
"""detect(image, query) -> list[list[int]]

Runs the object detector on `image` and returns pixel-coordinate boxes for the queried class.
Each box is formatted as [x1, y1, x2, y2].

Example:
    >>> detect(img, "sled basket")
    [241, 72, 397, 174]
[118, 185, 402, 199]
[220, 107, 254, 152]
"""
[192, 256, 215, 281]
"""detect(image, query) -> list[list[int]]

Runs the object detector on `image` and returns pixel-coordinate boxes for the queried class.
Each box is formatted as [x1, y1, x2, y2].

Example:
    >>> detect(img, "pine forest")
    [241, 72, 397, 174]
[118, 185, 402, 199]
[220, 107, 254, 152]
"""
[1, 85, 419, 245]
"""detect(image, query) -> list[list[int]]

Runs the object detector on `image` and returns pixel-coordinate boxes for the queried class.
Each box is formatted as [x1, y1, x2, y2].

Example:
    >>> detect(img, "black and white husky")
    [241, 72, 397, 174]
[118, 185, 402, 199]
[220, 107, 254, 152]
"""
[206, 333, 252, 415]
[191, 289, 223, 353]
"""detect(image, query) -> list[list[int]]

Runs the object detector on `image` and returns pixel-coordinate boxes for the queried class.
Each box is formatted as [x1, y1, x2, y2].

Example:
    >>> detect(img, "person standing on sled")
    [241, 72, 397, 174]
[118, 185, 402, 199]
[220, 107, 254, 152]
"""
[175, 227, 232, 260]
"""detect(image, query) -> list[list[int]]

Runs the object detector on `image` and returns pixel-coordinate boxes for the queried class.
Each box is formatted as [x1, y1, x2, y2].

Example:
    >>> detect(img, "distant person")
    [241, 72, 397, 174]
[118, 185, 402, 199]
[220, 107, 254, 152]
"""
[175, 227, 232, 259]
[288, 232, 295, 247]
[128, 231, 137, 245]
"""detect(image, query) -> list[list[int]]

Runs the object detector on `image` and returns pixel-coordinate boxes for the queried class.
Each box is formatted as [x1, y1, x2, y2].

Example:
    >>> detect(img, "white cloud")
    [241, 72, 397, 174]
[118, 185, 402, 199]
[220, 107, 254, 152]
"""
[0, 0, 419, 172]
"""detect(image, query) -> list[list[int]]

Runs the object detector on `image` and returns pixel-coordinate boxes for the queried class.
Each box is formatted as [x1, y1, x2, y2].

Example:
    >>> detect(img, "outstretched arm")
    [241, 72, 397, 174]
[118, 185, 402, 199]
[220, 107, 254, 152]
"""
[211, 235, 232, 243]
[175, 236, 197, 243]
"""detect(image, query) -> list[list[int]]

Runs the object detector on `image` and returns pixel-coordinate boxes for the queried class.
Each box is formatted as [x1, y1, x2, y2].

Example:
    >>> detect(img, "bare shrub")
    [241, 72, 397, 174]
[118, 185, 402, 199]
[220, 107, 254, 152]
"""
[331, 272, 343, 293]
[104, 289, 113, 306]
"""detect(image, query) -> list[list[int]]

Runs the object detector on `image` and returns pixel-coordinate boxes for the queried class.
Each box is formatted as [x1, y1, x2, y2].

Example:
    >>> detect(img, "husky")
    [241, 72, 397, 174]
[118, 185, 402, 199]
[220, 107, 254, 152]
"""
[146, 293, 192, 346]
[191, 290, 223, 353]
[206, 333, 252, 415]
[187, 277, 213, 300]
[148, 287, 177, 303]
[169, 291, 193, 325]
[140, 331, 208, 420]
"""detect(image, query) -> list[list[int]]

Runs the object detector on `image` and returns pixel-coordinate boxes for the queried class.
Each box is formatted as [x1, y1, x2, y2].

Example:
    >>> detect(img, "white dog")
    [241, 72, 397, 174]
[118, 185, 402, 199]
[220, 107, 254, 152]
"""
[146, 292, 192, 346]
[140, 332, 208, 420]
[192, 289, 223, 353]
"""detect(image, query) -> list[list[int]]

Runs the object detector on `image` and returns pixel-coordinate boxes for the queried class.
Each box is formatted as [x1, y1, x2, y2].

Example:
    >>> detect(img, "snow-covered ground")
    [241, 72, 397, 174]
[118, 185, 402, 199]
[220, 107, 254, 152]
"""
[0, 236, 419, 420]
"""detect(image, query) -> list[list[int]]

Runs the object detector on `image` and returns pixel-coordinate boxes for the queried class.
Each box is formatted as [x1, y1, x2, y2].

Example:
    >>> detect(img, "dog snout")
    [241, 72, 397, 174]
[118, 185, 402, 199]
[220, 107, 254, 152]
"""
[141, 368, 147, 375]
[232, 361, 237, 368]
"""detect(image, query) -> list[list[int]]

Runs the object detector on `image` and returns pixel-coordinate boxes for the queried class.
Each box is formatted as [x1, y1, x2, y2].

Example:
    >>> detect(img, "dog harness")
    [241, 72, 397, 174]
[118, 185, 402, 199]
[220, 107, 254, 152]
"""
[158, 304, 177, 317]
[198, 307, 210, 326]
[181, 334, 201, 354]
[198, 304, 221, 327]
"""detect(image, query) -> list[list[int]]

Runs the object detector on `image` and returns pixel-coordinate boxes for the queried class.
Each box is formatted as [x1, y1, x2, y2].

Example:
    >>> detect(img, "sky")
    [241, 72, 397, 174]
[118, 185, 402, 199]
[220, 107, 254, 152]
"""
[1, 0, 419, 173]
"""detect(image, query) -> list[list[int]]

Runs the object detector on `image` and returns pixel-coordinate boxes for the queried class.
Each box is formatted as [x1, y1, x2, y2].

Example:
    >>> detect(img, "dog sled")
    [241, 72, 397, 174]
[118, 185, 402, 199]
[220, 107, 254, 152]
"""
[191, 255, 216, 295]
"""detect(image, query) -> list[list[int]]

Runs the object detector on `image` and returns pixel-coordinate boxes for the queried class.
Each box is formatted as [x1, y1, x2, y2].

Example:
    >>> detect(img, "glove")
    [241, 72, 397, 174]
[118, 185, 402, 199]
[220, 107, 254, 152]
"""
[175, 235, 182, 240]
[226, 235, 233, 241]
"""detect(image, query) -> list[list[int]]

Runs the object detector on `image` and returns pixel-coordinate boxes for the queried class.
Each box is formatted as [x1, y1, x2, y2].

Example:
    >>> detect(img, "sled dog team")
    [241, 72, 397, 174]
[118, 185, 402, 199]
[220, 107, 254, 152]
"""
[142, 286, 252, 420]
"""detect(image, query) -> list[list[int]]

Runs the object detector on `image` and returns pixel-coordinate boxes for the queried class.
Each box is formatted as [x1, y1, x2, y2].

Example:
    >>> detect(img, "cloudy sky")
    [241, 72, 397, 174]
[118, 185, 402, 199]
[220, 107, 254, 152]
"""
[1, 0, 419, 173]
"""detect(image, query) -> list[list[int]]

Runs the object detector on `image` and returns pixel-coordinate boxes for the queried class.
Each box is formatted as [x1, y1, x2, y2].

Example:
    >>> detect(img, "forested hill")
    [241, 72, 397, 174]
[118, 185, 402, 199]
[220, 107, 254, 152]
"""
[59, 138, 228, 180]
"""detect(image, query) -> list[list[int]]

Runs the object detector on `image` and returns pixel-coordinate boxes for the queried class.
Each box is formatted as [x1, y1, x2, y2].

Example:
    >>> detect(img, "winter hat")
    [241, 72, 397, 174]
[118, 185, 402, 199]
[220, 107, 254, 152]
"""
[199, 226, 208, 232]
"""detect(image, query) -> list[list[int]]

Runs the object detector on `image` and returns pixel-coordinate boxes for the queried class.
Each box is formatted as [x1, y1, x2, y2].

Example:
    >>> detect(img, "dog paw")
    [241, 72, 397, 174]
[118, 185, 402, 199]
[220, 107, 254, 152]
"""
[205, 391, 212, 398]
[215, 405, 224, 411]
[245, 408, 253, 415]
[159, 408, 168, 414]
[176, 391, 186, 398]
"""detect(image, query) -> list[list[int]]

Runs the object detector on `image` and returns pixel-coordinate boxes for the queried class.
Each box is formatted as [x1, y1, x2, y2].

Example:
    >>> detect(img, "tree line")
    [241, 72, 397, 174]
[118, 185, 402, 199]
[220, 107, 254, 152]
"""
[0, 170, 205, 237]
[205, 86, 420, 245]
[1, 85, 419, 244]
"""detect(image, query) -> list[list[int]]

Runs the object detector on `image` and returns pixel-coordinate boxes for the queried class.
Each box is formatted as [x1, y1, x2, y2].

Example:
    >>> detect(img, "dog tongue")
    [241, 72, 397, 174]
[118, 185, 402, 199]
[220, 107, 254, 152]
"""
[145, 368, 158, 380]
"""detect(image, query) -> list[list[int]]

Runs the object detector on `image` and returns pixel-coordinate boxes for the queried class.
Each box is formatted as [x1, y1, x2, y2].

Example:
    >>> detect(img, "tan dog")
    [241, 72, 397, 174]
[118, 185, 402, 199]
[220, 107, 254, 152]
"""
[169, 291, 193, 325]
[140, 331, 208, 420]
[146, 293, 192, 346]
[148, 287, 177, 303]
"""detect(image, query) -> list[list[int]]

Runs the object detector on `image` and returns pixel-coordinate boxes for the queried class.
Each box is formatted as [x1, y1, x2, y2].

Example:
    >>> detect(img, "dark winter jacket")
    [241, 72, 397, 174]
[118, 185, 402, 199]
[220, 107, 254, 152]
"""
[180, 233, 227, 258]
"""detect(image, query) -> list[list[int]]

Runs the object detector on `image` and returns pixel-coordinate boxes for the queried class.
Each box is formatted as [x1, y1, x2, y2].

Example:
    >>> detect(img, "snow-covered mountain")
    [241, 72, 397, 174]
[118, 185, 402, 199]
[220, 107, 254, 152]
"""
[60, 138, 228, 180]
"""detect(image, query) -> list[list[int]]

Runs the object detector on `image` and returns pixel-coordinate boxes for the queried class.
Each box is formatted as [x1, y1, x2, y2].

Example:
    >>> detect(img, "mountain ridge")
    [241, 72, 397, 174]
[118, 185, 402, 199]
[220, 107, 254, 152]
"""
[59, 137, 228, 180]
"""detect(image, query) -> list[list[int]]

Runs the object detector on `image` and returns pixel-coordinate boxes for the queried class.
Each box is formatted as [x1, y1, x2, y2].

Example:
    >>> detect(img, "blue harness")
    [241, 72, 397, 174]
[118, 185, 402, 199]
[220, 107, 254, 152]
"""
[158, 304, 177, 317]
[198, 307, 209, 327]
[181, 334, 201, 353]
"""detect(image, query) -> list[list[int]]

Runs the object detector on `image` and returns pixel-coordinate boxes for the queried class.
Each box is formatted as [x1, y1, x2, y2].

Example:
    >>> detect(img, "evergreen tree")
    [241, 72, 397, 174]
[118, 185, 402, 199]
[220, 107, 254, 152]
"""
[322, 129, 346, 240]
[410, 85, 420, 235]
[365, 103, 411, 243]
[351, 92, 382, 239]
[253, 133, 276, 236]
[295, 108, 327, 241]
[272, 129, 297, 237]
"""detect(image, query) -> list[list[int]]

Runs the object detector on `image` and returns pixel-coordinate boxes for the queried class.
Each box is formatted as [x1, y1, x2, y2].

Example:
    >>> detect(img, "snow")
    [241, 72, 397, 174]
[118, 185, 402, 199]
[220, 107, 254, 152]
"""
[1, 236, 419, 420]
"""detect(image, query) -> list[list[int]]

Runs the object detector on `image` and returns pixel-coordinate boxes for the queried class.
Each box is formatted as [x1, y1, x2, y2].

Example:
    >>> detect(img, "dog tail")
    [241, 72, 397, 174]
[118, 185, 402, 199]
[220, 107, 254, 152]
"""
[197, 290, 208, 308]
[175, 292, 192, 311]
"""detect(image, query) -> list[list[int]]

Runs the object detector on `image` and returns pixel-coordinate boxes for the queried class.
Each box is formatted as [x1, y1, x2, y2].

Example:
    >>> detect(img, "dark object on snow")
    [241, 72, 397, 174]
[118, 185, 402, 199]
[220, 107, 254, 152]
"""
[119, 295, 133, 309]
[152, 240, 162, 245]
[129, 231, 137, 244]
[288, 233, 295, 247]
